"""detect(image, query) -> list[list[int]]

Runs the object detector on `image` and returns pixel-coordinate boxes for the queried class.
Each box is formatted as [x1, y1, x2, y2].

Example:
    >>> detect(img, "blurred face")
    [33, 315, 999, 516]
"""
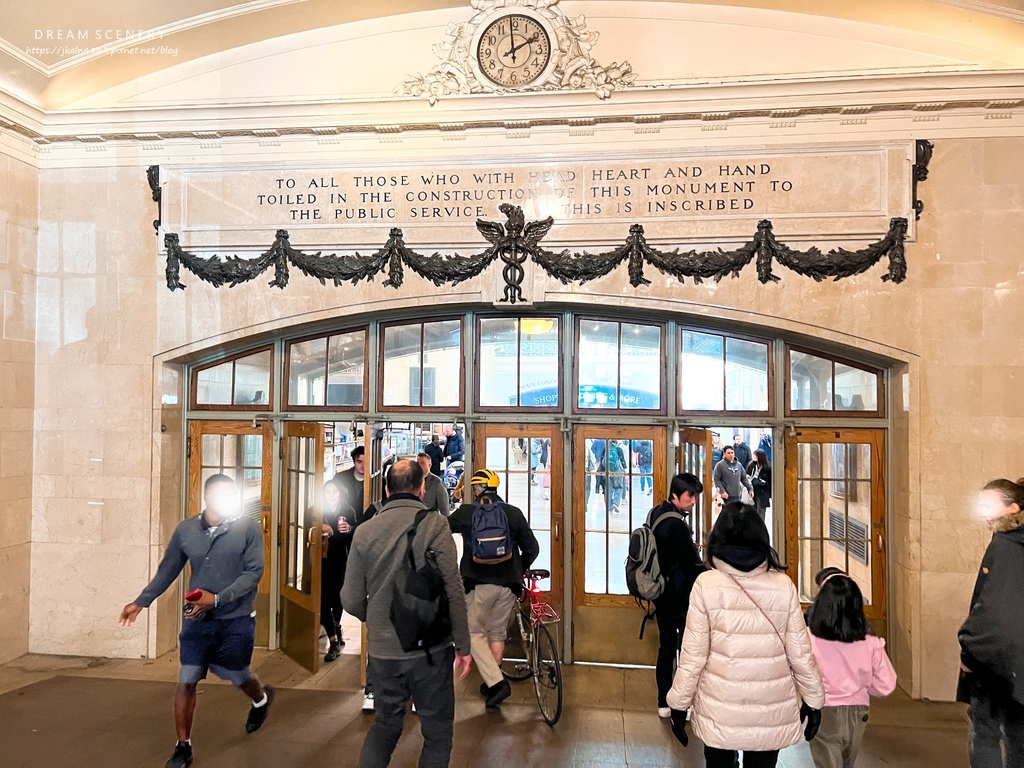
[724, 447, 735, 461]
[417, 456, 431, 475]
[353, 454, 365, 474]
[204, 481, 238, 521]
[733, 435, 742, 445]
[324, 482, 341, 510]
[670, 490, 698, 512]
[978, 489, 1020, 525]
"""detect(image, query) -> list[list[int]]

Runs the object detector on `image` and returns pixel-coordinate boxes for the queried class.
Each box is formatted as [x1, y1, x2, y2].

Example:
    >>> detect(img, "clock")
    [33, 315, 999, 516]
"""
[475, 13, 553, 89]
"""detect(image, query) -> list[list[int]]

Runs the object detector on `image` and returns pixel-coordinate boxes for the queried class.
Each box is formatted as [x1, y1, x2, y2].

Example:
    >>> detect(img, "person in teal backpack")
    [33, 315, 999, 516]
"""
[448, 468, 540, 709]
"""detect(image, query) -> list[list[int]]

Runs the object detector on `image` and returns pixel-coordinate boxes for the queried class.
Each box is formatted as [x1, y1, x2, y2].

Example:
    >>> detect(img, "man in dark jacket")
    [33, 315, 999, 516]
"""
[958, 478, 1024, 767]
[731, 434, 753, 469]
[119, 474, 273, 768]
[443, 426, 465, 463]
[649, 472, 707, 719]
[448, 468, 540, 708]
[423, 435, 445, 477]
[343, 460, 472, 767]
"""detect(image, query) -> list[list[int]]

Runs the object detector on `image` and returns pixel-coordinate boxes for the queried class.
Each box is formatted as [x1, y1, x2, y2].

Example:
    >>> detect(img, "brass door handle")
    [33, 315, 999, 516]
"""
[876, 531, 884, 553]
[553, 519, 560, 542]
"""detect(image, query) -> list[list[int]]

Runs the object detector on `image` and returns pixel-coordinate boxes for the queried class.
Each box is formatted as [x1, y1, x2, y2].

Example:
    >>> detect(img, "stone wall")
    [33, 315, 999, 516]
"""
[0, 151, 36, 664]
[23, 135, 1024, 701]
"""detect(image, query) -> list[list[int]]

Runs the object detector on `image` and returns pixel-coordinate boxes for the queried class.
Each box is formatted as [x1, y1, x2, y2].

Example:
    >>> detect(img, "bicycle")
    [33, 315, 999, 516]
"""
[501, 568, 563, 725]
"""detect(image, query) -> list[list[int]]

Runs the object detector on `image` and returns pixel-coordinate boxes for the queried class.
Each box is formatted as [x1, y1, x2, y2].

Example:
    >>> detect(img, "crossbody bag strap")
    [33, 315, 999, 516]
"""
[725, 573, 786, 652]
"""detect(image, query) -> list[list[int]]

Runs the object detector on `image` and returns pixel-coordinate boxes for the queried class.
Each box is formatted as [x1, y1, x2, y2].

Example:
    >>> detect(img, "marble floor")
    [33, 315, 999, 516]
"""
[0, 649, 969, 768]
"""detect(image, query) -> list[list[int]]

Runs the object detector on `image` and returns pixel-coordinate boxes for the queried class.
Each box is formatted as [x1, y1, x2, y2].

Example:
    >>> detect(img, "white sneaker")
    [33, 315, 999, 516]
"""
[658, 707, 671, 718]
[362, 693, 375, 712]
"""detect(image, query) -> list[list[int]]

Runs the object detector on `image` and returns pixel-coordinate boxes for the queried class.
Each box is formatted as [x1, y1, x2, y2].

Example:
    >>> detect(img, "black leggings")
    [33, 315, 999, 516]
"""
[655, 603, 684, 708]
[704, 746, 779, 768]
[320, 566, 344, 639]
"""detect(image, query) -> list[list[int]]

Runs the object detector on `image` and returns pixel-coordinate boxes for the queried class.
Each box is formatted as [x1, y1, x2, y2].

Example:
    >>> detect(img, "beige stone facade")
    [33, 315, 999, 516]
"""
[2, 0, 1024, 703]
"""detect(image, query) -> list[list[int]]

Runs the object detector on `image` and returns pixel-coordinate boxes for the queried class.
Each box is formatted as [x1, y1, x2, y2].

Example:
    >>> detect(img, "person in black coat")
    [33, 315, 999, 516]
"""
[731, 434, 752, 469]
[650, 472, 708, 718]
[958, 477, 1024, 767]
[319, 476, 356, 662]
[746, 449, 772, 522]
[423, 435, 445, 477]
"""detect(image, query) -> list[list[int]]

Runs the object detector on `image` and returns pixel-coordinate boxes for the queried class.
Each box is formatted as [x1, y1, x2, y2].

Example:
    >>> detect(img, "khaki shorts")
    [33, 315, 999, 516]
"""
[467, 583, 518, 643]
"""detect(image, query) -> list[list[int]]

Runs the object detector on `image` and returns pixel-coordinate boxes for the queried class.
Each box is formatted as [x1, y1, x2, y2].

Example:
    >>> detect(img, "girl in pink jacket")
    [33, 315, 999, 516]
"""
[807, 573, 897, 768]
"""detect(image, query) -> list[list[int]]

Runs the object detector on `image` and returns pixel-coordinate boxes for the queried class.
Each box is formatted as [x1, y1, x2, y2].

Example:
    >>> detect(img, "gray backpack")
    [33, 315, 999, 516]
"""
[625, 510, 683, 638]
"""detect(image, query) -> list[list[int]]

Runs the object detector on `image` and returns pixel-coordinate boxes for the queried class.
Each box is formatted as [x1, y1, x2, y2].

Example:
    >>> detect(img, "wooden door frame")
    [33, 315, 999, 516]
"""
[472, 422, 564, 605]
[571, 424, 667, 608]
[279, 421, 325, 673]
[187, 420, 274, 596]
[679, 427, 714, 554]
[784, 427, 887, 620]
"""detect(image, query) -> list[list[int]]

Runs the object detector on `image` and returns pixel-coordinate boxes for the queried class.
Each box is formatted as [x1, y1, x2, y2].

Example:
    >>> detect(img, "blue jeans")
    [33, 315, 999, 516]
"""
[639, 464, 652, 491]
[360, 646, 456, 768]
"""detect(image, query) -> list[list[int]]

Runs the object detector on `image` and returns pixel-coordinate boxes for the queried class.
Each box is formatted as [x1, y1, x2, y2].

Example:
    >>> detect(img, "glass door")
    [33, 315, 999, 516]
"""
[279, 422, 325, 673]
[572, 424, 666, 663]
[188, 421, 273, 646]
[785, 428, 887, 636]
[472, 424, 563, 603]
[679, 427, 714, 555]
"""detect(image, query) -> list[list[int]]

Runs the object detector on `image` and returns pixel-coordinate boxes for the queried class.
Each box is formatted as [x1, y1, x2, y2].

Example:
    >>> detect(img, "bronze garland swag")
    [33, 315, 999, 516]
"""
[162, 203, 908, 305]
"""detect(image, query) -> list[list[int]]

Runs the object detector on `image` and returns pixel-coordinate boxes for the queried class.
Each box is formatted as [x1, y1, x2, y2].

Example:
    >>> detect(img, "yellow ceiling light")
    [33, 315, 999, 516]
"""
[519, 318, 554, 335]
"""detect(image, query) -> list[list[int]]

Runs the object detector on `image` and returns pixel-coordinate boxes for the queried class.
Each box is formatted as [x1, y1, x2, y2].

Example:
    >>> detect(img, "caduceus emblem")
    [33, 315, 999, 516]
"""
[476, 203, 555, 304]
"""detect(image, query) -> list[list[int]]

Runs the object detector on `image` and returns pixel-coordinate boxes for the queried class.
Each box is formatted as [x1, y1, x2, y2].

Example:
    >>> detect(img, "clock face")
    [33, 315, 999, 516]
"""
[476, 14, 552, 88]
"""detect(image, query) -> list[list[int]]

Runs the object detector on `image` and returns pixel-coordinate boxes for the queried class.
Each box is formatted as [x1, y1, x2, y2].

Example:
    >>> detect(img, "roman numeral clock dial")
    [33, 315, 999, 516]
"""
[476, 14, 552, 89]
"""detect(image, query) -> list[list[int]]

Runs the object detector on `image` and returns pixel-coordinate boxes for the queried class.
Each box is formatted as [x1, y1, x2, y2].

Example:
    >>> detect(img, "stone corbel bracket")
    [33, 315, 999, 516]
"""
[912, 139, 933, 220]
[146, 165, 162, 235]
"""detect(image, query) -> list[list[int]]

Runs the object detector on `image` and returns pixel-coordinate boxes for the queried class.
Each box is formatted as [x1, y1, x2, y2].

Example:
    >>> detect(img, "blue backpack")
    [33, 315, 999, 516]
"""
[471, 499, 514, 565]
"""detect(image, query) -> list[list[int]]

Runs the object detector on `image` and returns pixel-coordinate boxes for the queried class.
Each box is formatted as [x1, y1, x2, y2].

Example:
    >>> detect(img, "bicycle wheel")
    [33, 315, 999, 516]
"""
[502, 608, 533, 682]
[532, 623, 563, 725]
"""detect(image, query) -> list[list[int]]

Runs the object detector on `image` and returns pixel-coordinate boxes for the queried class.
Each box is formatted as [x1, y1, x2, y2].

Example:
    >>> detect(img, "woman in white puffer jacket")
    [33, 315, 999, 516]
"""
[667, 502, 825, 768]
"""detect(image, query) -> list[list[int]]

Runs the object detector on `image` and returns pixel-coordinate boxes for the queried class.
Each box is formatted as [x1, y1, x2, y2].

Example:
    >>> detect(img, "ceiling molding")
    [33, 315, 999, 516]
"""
[4, 70, 1016, 145]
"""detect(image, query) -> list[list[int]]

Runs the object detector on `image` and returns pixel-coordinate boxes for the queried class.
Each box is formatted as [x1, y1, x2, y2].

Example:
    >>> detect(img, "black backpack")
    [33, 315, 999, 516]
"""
[390, 509, 451, 663]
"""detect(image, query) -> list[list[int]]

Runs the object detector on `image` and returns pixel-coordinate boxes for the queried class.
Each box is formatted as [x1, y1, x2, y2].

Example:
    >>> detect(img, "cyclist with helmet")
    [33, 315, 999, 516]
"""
[448, 468, 540, 709]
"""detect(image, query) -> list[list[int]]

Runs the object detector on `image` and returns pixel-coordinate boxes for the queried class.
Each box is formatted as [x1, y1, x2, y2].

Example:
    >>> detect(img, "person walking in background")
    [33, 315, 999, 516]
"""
[649, 473, 707, 719]
[443, 425, 465, 464]
[807, 573, 896, 767]
[423, 435, 445, 477]
[758, 431, 773, 465]
[342, 460, 472, 768]
[713, 445, 753, 504]
[732, 433, 753, 469]
[417, 453, 451, 515]
[607, 439, 628, 514]
[337, 445, 366, 514]
[958, 477, 1024, 768]
[667, 501, 824, 768]
[119, 474, 273, 768]
[448, 469, 540, 709]
[634, 439, 654, 495]
[320, 476, 356, 663]
[747, 449, 773, 522]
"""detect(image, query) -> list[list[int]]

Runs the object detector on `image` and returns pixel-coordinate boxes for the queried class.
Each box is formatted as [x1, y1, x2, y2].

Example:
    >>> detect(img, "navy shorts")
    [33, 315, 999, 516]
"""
[179, 614, 255, 686]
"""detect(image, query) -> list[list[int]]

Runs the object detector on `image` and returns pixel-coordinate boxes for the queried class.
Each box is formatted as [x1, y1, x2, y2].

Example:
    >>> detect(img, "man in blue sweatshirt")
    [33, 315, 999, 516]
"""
[119, 474, 272, 768]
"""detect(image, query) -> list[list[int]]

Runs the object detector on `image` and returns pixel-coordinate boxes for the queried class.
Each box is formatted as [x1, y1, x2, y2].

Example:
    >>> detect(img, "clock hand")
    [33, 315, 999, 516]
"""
[504, 33, 539, 60]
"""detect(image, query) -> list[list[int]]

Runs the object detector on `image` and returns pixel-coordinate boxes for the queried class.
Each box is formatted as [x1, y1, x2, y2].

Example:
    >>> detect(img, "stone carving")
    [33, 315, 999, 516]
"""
[912, 139, 933, 220]
[163, 206, 909, 300]
[146, 165, 162, 234]
[397, 0, 636, 104]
